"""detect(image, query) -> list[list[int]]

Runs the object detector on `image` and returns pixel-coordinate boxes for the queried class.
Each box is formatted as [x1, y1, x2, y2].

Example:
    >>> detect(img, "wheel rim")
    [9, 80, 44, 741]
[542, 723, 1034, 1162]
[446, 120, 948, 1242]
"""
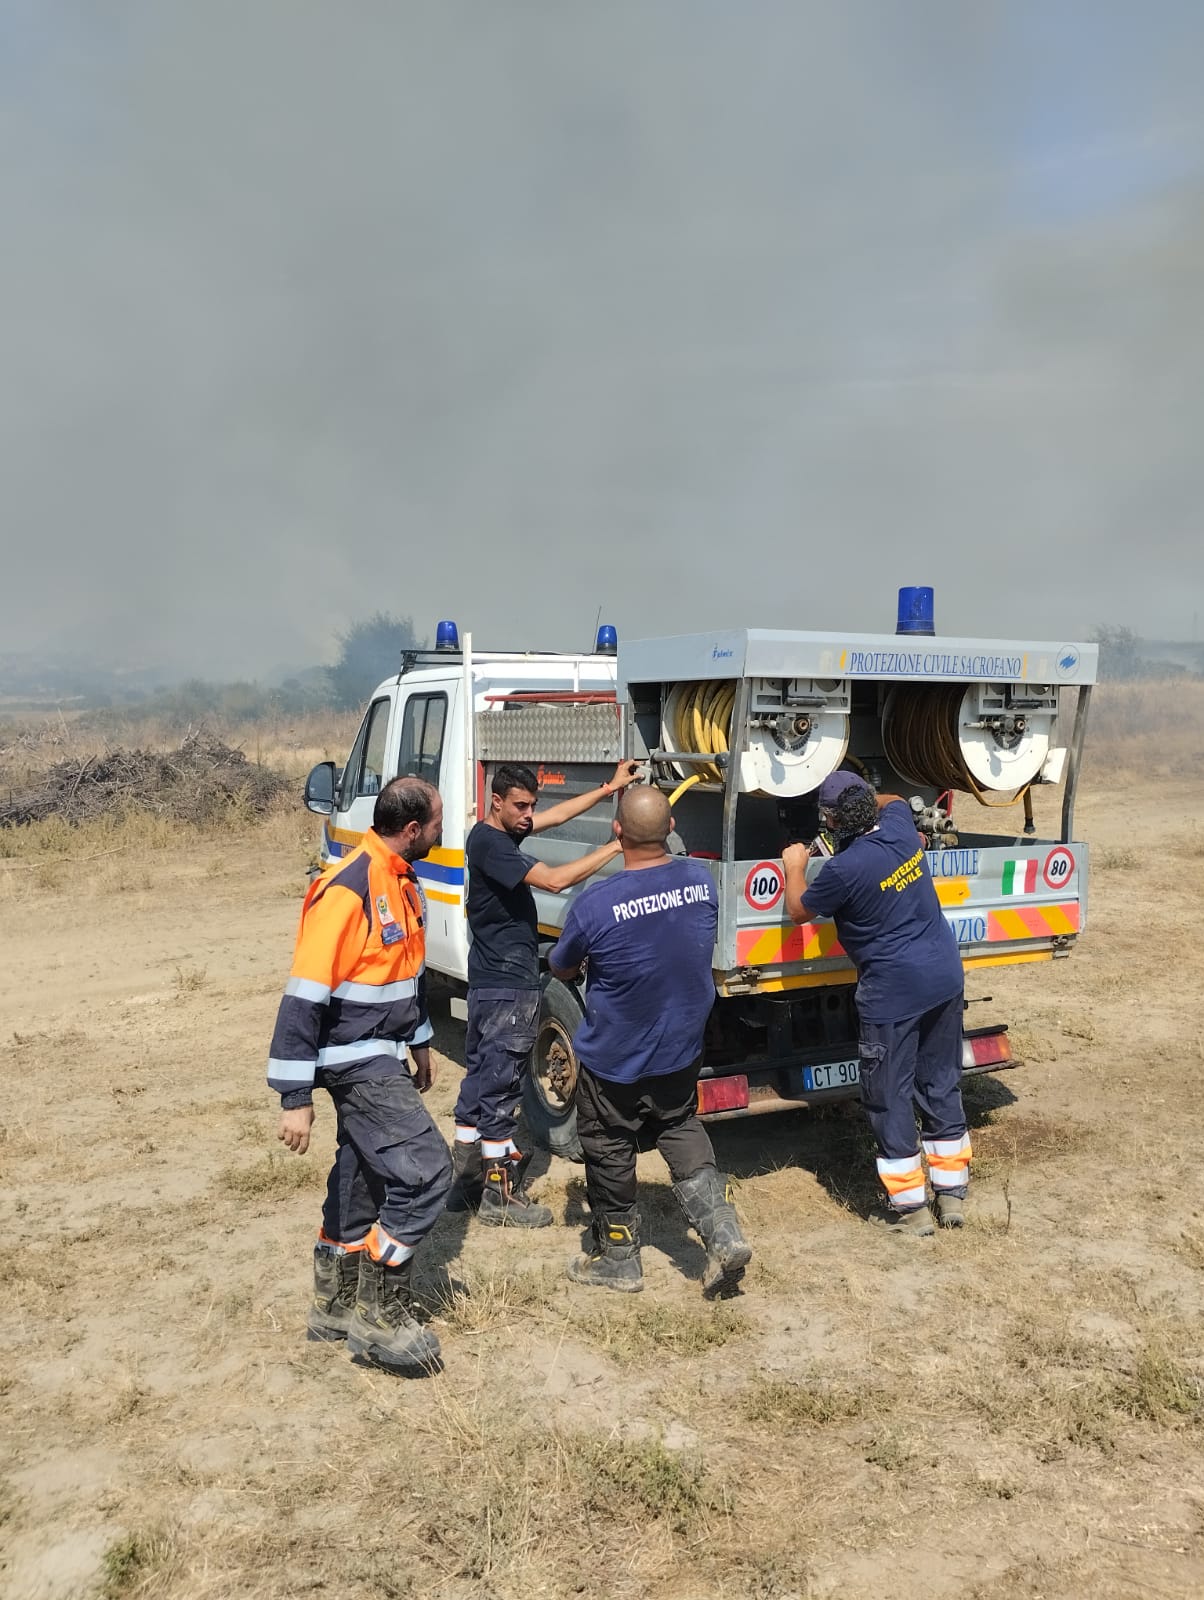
[534, 1015, 578, 1113]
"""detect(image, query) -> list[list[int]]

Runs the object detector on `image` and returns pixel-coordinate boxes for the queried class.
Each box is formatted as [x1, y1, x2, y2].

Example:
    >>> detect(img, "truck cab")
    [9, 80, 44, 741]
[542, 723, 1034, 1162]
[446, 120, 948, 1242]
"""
[304, 631, 623, 990]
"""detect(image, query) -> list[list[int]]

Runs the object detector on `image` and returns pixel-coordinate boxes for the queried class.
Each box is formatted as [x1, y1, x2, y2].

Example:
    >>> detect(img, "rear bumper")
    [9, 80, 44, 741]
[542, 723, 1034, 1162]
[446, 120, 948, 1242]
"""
[696, 1028, 1017, 1121]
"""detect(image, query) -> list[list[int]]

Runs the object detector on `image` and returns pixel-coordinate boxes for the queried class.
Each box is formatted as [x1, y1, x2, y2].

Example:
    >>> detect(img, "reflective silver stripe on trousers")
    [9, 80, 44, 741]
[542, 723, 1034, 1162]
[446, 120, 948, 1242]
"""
[267, 1058, 317, 1083]
[316, 1038, 409, 1068]
[332, 978, 419, 1004]
[285, 976, 332, 1003]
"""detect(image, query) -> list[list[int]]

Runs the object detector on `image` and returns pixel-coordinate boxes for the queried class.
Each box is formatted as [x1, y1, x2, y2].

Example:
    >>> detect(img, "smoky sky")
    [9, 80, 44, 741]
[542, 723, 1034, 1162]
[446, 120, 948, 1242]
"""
[2, 0, 1202, 678]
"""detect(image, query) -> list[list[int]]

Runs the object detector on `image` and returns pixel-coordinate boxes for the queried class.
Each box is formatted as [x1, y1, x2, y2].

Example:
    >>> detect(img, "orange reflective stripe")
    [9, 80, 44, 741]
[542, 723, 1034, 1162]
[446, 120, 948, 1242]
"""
[927, 1149, 972, 1172]
[318, 1228, 367, 1252]
[879, 1165, 925, 1197]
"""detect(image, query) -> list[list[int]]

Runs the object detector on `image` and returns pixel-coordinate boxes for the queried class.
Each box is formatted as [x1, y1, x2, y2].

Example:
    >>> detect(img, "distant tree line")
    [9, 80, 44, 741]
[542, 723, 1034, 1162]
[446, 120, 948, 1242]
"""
[0, 613, 427, 721]
[1091, 624, 1203, 681]
[139, 613, 426, 719]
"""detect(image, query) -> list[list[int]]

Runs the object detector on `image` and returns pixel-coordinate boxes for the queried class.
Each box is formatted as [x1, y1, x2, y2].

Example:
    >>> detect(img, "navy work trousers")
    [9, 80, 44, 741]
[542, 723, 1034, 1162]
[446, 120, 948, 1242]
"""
[857, 992, 968, 1162]
[453, 988, 540, 1143]
[322, 1067, 452, 1246]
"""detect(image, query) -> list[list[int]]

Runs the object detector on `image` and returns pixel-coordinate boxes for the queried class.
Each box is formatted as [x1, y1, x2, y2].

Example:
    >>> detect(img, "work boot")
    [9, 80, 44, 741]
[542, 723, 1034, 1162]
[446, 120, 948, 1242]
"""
[306, 1242, 362, 1343]
[933, 1193, 965, 1229]
[868, 1203, 936, 1237]
[446, 1139, 484, 1213]
[567, 1209, 644, 1294]
[478, 1154, 553, 1229]
[673, 1166, 753, 1299]
[346, 1255, 442, 1375]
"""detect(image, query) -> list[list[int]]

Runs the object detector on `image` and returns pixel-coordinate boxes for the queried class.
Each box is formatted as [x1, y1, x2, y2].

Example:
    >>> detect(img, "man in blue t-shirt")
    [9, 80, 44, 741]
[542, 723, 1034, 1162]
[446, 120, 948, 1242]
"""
[549, 787, 752, 1297]
[782, 771, 971, 1236]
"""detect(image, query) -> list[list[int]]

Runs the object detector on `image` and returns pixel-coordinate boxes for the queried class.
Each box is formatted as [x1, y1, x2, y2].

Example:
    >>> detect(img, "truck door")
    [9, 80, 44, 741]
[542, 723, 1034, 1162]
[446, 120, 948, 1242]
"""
[324, 692, 397, 862]
[392, 684, 465, 981]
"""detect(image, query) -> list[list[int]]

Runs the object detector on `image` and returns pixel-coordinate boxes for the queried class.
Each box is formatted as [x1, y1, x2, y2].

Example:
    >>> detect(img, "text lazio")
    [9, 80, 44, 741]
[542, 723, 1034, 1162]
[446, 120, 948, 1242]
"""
[612, 881, 713, 923]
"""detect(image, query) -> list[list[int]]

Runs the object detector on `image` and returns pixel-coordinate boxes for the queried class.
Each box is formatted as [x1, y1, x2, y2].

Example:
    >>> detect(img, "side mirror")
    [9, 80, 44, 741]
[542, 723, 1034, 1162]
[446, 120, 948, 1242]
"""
[304, 761, 337, 816]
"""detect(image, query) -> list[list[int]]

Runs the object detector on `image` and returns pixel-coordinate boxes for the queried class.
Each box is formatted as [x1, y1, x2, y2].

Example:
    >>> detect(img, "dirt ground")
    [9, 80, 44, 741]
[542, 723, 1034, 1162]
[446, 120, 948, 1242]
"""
[2, 773, 1203, 1600]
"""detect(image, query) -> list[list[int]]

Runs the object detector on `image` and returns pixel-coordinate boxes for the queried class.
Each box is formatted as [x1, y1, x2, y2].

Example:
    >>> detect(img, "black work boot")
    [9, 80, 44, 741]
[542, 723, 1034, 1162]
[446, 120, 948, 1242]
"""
[306, 1242, 362, 1342]
[673, 1166, 753, 1299]
[446, 1140, 484, 1213]
[346, 1255, 442, 1374]
[478, 1155, 553, 1229]
[567, 1209, 644, 1294]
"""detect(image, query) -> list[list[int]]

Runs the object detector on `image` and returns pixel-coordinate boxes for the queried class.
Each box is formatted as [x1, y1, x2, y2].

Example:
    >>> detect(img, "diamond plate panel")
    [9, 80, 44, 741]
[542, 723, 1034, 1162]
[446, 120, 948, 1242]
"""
[474, 703, 621, 762]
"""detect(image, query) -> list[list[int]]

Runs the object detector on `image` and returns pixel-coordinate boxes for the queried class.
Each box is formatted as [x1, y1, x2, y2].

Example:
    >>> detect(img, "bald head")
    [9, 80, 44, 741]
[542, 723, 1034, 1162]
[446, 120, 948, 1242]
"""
[616, 785, 672, 849]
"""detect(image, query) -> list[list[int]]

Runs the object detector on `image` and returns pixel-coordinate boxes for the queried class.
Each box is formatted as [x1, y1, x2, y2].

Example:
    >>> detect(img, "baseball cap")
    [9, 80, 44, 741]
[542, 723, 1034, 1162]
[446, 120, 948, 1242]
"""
[817, 769, 871, 808]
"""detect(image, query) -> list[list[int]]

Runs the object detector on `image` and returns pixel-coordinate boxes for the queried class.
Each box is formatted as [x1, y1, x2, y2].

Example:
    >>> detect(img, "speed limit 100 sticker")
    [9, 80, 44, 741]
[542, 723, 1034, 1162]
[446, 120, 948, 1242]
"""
[1043, 846, 1076, 890]
[744, 861, 785, 912]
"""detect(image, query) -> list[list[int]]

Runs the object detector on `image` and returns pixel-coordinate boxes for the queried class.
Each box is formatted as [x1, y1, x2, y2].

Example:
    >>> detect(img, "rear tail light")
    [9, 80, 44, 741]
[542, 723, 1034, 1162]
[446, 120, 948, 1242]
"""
[697, 1075, 750, 1114]
[965, 1031, 1011, 1068]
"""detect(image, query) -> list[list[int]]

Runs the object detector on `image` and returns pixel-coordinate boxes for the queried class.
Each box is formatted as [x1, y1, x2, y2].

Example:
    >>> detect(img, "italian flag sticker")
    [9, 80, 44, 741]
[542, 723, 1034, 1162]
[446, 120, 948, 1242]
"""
[1001, 859, 1038, 896]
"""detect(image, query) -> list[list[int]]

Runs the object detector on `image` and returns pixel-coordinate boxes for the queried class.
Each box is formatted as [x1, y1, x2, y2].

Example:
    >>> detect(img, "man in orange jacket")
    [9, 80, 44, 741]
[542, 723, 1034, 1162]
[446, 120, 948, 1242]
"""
[268, 775, 451, 1374]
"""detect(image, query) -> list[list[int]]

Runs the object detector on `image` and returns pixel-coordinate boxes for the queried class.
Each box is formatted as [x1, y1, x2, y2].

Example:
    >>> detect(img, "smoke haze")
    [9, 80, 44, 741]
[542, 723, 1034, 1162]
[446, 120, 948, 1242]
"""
[2, 1, 1202, 677]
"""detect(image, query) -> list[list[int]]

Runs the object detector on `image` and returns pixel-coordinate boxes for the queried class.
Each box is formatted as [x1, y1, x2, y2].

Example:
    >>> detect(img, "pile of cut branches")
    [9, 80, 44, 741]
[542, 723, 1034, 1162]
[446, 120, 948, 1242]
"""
[0, 729, 289, 827]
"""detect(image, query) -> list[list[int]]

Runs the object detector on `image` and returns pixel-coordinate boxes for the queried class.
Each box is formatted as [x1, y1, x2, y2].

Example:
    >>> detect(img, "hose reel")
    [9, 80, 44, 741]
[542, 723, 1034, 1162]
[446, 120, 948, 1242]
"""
[882, 683, 1055, 803]
[660, 679, 849, 797]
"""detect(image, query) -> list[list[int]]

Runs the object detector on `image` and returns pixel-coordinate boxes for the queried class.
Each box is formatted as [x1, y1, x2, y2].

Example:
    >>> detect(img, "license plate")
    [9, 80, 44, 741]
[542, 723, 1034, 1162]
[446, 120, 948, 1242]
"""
[802, 1059, 860, 1092]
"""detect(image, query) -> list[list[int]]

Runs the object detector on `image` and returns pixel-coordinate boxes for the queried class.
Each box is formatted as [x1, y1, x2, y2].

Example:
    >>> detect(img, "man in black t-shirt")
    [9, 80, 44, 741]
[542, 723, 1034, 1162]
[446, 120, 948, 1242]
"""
[452, 758, 642, 1225]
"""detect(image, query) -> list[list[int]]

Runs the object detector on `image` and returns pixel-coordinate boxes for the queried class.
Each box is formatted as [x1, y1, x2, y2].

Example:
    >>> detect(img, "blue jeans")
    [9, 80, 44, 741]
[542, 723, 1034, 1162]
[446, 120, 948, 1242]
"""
[453, 988, 540, 1143]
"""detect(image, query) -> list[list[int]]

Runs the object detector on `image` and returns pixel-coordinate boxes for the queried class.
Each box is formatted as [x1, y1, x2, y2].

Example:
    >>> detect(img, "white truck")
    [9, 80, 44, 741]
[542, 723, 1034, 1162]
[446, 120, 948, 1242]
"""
[303, 599, 1096, 1158]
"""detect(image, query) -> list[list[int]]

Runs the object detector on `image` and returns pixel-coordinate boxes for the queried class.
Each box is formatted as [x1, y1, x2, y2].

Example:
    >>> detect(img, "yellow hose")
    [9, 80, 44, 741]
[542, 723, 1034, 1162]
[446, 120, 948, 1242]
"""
[670, 681, 734, 784]
[667, 773, 702, 807]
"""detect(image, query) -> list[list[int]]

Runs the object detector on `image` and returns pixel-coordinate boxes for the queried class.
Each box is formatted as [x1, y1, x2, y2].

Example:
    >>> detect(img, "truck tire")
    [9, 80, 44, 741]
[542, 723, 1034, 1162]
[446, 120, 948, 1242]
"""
[523, 976, 586, 1163]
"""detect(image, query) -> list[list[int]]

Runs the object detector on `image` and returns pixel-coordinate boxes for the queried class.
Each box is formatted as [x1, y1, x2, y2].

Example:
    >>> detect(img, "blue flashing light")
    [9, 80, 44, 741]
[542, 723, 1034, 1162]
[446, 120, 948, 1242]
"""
[896, 586, 935, 637]
[435, 619, 460, 651]
[595, 623, 618, 655]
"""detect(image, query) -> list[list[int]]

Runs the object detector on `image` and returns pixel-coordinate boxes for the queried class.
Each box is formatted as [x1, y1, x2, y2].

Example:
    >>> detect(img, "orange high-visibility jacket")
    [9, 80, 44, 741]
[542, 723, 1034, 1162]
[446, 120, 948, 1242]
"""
[267, 829, 432, 1106]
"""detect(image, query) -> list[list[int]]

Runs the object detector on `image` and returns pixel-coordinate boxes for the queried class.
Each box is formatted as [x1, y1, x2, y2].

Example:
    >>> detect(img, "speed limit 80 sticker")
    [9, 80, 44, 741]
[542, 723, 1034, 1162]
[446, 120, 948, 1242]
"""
[1043, 846, 1076, 890]
[744, 861, 785, 912]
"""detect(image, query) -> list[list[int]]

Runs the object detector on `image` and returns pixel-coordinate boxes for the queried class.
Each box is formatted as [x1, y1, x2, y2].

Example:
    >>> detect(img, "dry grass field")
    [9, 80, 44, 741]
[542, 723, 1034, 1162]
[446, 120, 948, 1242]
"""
[2, 686, 1203, 1600]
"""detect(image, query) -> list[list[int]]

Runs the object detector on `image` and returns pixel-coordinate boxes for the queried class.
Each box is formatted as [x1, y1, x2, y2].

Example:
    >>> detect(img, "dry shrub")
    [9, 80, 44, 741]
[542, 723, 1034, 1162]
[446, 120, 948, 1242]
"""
[100, 1527, 182, 1599]
[569, 1299, 749, 1364]
[1123, 1329, 1204, 1426]
[562, 1432, 713, 1532]
[430, 1265, 557, 1334]
[742, 1373, 881, 1427]
[217, 1153, 323, 1200]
